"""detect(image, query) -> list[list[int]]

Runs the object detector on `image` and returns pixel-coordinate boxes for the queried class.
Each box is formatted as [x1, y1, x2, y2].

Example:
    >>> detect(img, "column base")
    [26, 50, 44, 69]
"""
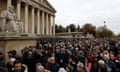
[0, 32, 21, 37]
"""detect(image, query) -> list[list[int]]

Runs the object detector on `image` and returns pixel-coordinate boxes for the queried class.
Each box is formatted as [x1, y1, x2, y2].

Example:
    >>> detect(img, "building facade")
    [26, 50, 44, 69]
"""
[0, 0, 56, 36]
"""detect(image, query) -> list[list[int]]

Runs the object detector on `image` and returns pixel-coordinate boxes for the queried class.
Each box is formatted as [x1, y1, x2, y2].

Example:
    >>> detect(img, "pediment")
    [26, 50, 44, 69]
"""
[42, 0, 56, 12]
[33, 0, 56, 12]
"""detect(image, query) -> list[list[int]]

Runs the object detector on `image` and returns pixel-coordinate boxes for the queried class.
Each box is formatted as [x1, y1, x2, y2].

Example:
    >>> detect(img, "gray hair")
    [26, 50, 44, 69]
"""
[58, 68, 67, 72]
[36, 63, 44, 70]
[77, 62, 84, 68]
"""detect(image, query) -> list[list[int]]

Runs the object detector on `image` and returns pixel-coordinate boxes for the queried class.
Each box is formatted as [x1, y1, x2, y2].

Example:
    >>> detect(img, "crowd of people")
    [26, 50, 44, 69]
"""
[0, 38, 120, 72]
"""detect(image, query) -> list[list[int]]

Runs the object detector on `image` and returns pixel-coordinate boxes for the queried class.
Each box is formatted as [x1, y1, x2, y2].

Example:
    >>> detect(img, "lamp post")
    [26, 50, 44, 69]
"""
[104, 21, 106, 38]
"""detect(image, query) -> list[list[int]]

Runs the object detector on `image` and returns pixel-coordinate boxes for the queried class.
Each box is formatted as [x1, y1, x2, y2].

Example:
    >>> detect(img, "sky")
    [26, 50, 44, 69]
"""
[48, 0, 120, 34]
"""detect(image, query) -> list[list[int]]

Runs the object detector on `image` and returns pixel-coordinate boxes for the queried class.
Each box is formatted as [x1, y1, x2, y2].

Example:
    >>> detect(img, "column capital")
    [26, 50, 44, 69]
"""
[32, 7, 35, 10]
[52, 15, 56, 17]
[31, 6, 35, 9]
[41, 10, 44, 13]
[24, 1, 29, 6]
[49, 14, 55, 17]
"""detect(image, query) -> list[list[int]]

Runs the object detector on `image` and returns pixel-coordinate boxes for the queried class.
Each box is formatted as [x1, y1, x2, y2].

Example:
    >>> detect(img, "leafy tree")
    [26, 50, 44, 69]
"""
[96, 26, 114, 38]
[55, 24, 66, 33]
[66, 24, 76, 32]
[114, 33, 120, 38]
[80, 23, 96, 36]
[117, 34, 120, 37]
[77, 24, 80, 32]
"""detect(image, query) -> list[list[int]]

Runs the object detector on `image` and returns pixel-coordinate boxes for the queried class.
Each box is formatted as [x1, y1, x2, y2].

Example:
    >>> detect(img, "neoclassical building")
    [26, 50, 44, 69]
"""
[0, 0, 56, 36]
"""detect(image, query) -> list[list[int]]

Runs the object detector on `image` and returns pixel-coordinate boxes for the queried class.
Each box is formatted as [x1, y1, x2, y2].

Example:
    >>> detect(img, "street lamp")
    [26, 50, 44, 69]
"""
[104, 21, 107, 38]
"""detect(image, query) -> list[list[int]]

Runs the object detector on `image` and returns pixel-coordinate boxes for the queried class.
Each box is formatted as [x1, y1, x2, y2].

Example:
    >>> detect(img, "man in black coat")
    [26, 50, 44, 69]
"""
[48, 57, 59, 72]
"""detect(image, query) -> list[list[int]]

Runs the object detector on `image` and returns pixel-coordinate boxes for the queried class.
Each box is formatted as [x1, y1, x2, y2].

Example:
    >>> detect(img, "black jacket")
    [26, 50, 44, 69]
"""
[48, 63, 59, 72]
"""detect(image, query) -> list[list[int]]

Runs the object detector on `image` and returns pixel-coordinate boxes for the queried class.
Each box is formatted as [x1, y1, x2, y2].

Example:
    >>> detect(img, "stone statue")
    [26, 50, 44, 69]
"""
[0, 6, 23, 33]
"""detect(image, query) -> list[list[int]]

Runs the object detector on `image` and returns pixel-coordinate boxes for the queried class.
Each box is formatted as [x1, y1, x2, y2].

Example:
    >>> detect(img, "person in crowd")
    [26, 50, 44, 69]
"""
[75, 50, 86, 64]
[47, 57, 59, 72]
[76, 62, 86, 72]
[0, 52, 7, 72]
[12, 60, 27, 72]
[58, 67, 67, 72]
[6, 58, 16, 72]
[103, 54, 117, 72]
[0, 52, 5, 68]
[58, 58, 66, 68]
[90, 57, 99, 72]
[59, 48, 69, 63]
[66, 57, 76, 72]
[66, 64, 71, 72]
[110, 54, 120, 72]
[0, 67, 8, 72]
[97, 60, 107, 72]
[22, 50, 36, 72]
[117, 54, 120, 61]
[36, 63, 45, 72]
[84, 58, 92, 72]
[8, 50, 17, 58]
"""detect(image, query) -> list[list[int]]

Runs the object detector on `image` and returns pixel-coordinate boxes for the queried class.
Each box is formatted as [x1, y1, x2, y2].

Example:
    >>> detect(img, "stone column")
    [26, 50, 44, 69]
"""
[17, 0, 21, 20]
[41, 11, 45, 35]
[24, 4, 28, 33]
[7, 0, 12, 9]
[49, 15, 52, 35]
[48, 15, 50, 35]
[46, 13, 49, 35]
[31, 7, 35, 34]
[53, 16, 55, 35]
[37, 9, 40, 34]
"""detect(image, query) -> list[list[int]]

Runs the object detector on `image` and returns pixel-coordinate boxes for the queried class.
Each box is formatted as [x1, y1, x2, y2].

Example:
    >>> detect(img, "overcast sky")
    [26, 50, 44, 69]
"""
[48, 0, 120, 34]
